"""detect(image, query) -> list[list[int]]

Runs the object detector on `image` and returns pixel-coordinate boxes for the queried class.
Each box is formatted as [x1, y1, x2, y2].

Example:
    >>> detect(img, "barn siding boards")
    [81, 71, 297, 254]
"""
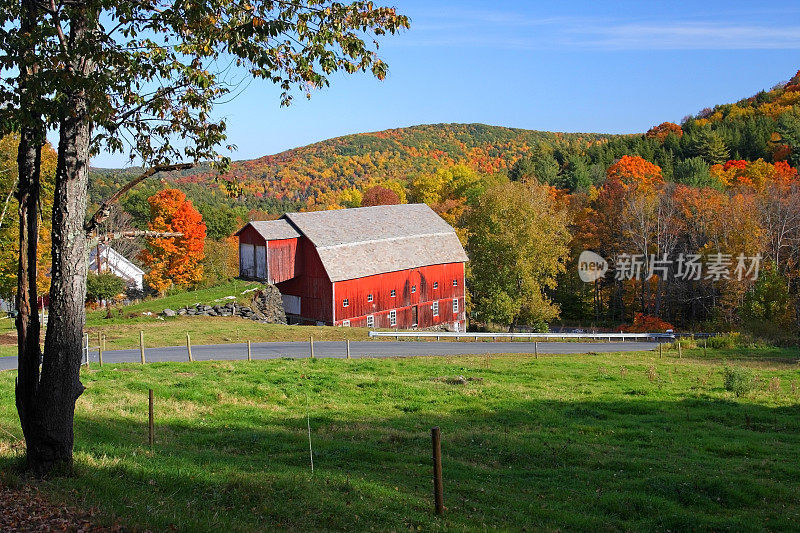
[267, 238, 299, 283]
[332, 261, 467, 331]
[276, 237, 333, 324]
[333, 263, 464, 320]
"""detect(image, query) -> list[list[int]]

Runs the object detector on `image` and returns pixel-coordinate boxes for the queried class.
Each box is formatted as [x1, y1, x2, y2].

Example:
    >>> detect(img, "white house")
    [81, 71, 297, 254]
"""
[87, 244, 145, 290]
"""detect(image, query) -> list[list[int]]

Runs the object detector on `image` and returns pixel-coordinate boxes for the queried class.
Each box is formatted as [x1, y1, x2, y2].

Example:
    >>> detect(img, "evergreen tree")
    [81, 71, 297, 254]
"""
[674, 157, 715, 188]
[776, 110, 800, 167]
[691, 129, 730, 165]
[565, 155, 592, 191]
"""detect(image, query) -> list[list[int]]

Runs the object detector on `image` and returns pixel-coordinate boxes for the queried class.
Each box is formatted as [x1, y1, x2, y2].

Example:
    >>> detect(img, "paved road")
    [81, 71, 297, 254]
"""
[0, 340, 656, 370]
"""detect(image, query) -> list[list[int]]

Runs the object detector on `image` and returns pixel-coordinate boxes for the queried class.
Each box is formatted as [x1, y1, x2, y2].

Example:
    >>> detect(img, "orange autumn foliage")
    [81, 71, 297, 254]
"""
[141, 189, 207, 295]
[709, 159, 798, 191]
[645, 122, 683, 143]
[606, 155, 664, 190]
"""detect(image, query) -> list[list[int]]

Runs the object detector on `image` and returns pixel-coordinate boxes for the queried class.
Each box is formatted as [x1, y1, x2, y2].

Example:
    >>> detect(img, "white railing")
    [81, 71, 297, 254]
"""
[368, 331, 675, 342]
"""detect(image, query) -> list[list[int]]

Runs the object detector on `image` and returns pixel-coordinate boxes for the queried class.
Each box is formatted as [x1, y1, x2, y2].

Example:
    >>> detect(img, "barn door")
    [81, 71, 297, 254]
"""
[255, 245, 267, 279]
[412, 305, 418, 327]
[240, 243, 255, 278]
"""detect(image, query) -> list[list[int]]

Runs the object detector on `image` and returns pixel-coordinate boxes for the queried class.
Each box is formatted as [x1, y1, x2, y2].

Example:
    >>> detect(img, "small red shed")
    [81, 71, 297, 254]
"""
[234, 204, 469, 331]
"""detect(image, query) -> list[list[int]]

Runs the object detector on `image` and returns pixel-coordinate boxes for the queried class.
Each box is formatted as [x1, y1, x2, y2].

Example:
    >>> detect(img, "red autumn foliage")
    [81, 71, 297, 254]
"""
[141, 189, 207, 295]
[723, 160, 748, 171]
[362, 185, 400, 206]
[620, 313, 676, 333]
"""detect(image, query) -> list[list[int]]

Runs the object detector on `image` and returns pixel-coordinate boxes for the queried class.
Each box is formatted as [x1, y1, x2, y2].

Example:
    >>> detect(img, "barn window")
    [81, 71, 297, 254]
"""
[389, 310, 397, 326]
[390, 289, 396, 297]
[343, 299, 349, 307]
[342, 320, 350, 327]
[367, 315, 375, 328]
[368, 293, 373, 302]
[433, 282, 438, 289]
[453, 298, 459, 314]
[411, 285, 416, 293]
[432, 301, 439, 316]
[453, 279, 458, 287]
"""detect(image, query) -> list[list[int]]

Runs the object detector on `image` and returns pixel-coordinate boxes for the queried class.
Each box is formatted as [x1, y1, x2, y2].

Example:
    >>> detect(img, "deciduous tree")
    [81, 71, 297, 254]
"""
[466, 180, 570, 330]
[142, 189, 206, 295]
[362, 185, 400, 206]
[0, 0, 408, 473]
[645, 122, 683, 143]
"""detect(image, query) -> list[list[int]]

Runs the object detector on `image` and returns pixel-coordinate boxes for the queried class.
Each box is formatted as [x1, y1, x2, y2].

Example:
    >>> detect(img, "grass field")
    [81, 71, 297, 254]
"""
[1, 346, 799, 531]
[0, 280, 373, 354]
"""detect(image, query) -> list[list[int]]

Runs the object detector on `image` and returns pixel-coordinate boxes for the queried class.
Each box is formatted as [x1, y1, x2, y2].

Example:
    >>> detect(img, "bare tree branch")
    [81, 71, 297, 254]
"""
[87, 230, 184, 249]
[84, 162, 193, 235]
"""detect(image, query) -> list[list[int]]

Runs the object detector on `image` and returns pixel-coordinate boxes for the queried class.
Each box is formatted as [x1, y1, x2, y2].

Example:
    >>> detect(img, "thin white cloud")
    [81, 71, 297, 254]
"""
[398, 10, 800, 51]
[575, 22, 800, 50]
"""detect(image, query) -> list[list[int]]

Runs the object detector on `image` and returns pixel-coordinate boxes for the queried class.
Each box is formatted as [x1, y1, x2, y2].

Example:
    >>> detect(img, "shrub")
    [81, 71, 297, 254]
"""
[723, 366, 755, 397]
[708, 332, 742, 349]
[86, 272, 126, 305]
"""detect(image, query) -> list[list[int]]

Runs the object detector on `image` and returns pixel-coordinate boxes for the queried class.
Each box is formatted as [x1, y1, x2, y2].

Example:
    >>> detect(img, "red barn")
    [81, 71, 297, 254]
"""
[235, 204, 468, 331]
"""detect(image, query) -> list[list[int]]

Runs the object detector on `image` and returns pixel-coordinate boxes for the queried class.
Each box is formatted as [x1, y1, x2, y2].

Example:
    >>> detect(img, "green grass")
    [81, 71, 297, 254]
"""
[1, 347, 799, 531]
[87, 316, 372, 350]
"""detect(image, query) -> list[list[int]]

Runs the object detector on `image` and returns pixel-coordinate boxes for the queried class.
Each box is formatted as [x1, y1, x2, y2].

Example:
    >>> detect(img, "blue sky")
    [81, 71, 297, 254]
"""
[91, 0, 800, 168]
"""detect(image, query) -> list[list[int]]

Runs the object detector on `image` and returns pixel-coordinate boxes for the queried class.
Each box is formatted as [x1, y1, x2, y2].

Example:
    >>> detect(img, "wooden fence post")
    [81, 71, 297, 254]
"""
[248, 340, 252, 361]
[658, 342, 663, 358]
[431, 427, 444, 515]
[346, 339, 351, 360]
[678, 341, 682, 359]
[703, 337, 707, 357]
[186, 332, 193, 362]
[98, 333, 103, 367]
[140, 330, 146, 364]
[148, 389, 154, 448]
[534, 341, 539, 359]
[310, 335, 315, 358]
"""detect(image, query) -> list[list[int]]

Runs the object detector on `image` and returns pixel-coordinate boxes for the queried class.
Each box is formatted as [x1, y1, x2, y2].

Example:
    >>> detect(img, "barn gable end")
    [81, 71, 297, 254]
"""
[235, 220, 300, 284]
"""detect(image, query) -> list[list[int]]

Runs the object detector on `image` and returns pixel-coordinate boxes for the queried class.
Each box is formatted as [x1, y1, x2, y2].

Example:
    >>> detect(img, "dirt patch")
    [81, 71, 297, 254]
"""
[0, 482, 124, 532]
[0, 332, 18, 346]
[433, 376, 484, 385]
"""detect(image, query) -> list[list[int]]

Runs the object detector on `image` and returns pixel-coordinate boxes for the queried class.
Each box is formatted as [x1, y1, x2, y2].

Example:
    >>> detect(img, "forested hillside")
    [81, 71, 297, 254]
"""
[83, 71, 800, 336]
[89, 123, 614, 213]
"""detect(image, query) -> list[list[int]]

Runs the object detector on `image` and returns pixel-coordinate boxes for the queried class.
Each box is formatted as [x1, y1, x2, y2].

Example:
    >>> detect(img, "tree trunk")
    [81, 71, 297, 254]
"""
[14, 126, 43, 467]
[13, 0, 45, 474]
[21, 3, 94, 474]
[28, 87, 91, 473]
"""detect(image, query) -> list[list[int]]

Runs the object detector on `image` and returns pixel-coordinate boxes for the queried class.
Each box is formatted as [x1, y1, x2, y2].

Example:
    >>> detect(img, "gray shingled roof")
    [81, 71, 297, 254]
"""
[236, 219, 301, 241]
[283, 204, 468, 282]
